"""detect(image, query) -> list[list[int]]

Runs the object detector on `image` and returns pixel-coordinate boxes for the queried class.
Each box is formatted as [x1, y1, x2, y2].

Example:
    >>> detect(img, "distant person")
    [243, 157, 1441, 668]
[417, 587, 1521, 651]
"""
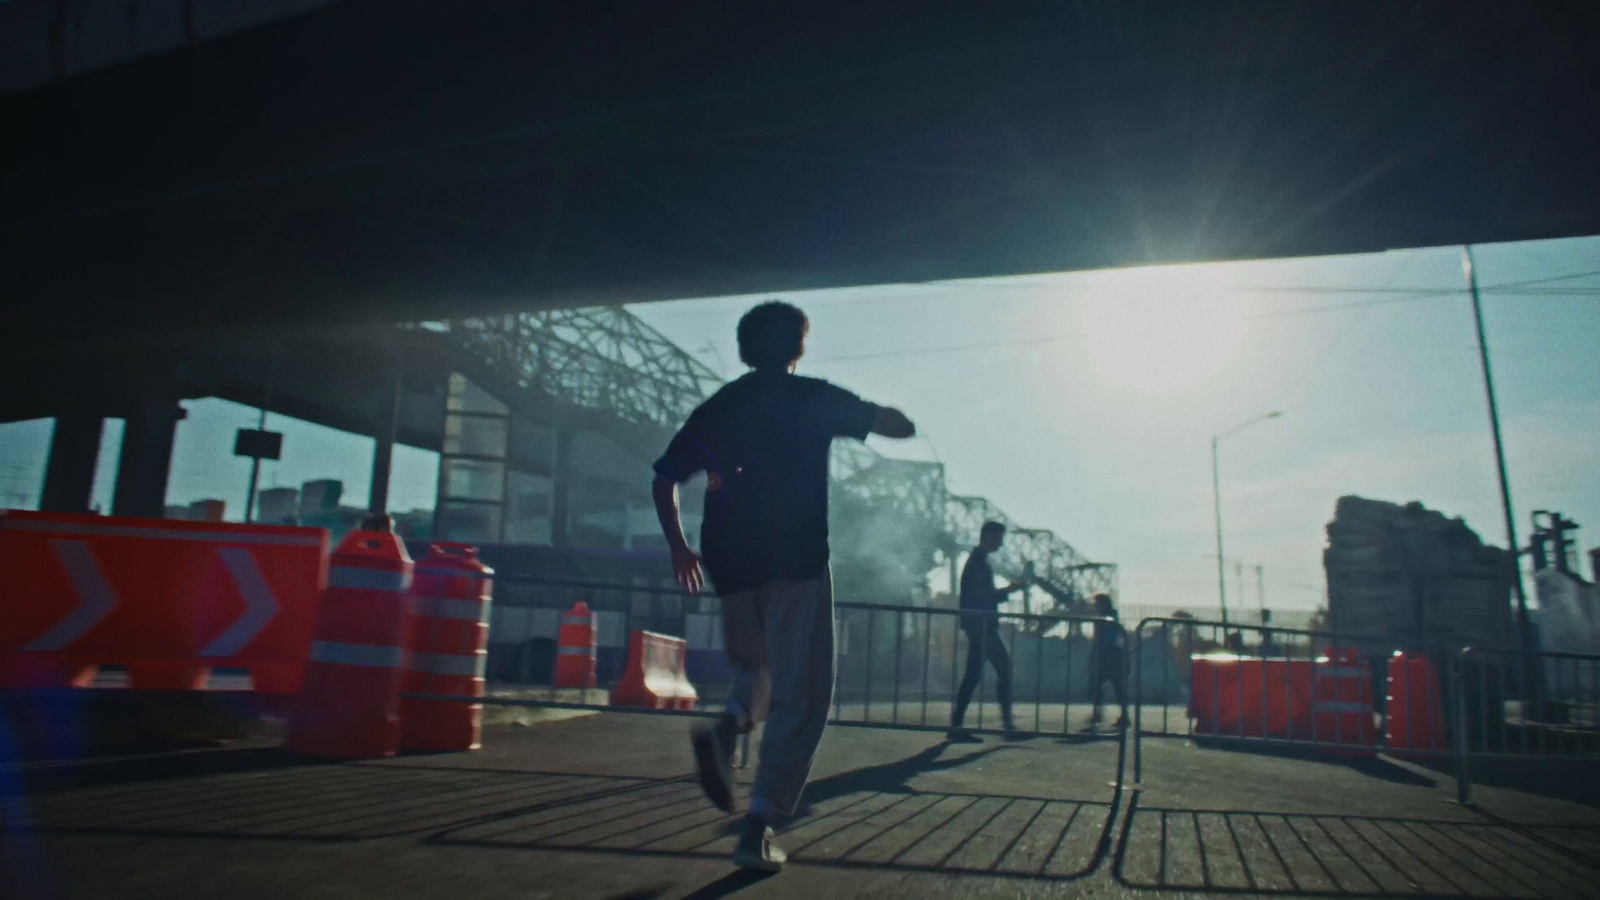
[651, 300, 916, 872]
[949, 521, 1028, 737]
[1088, 593, 1128, 730]
[1259, 609, 1277, 657]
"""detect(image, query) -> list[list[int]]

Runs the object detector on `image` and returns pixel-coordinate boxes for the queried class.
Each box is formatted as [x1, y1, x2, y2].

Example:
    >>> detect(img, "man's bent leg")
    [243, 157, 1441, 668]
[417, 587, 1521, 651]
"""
[750, 571, 835, 816]
[722, 589, 770, 731]
[987, 626, 1015, 729]
[696, 587, 767, 813]
[951, 626, 986, 729]
[1110, 653, 1129, 724]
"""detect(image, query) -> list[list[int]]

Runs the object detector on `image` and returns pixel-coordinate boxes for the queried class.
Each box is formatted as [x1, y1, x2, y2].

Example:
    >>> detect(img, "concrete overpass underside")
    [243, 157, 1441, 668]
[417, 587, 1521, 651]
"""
[3, 1, 1599, 357]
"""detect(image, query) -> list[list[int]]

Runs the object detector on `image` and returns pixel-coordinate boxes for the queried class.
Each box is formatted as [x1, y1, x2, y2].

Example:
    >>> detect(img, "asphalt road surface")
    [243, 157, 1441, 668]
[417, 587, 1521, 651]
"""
[3, 710, 1598, 899]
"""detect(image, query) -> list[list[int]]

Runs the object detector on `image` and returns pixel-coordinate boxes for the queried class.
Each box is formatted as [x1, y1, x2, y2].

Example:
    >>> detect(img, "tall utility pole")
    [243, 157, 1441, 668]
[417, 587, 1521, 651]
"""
[243, 347, 281, 523]
[1464, 246, 1532, 651]
[1256, 565, 1265, 616]
[1213, 437, 1226, 622]
[1212, 411, 1283, 624]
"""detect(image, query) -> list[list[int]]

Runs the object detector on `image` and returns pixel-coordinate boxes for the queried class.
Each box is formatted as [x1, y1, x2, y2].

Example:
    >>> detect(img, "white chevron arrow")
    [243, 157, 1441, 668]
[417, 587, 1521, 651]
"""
[201, 547, 279, 657]
[25, 539, 120, 652]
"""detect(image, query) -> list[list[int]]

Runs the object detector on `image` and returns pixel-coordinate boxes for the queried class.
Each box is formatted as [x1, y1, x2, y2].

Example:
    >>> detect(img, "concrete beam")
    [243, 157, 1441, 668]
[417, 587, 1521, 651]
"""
[39, 411, 104, 513]
[111, 397, 184, 518]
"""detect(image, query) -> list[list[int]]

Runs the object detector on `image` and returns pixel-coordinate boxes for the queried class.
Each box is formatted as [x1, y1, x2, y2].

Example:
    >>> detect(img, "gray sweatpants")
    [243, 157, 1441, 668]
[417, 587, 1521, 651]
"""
[721, 569, 835, 815]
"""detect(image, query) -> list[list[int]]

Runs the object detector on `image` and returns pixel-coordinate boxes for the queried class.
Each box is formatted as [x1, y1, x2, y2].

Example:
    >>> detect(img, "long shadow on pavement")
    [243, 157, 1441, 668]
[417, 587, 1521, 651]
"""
[1181, 738, 1441, 788]
[427, 739, 1124, 882]
[4, 761, 676, 843]
[5, 737, 1127, 883]
[1112, 790, 1600, 898]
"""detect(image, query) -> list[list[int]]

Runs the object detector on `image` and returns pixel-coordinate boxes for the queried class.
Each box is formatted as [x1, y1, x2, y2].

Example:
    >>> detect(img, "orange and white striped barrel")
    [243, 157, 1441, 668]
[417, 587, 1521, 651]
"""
[401, 543, 493, 752]
[285, 529, 414, 759]
[554, 601, 597, 688]
[1311, 647, 1377, 753]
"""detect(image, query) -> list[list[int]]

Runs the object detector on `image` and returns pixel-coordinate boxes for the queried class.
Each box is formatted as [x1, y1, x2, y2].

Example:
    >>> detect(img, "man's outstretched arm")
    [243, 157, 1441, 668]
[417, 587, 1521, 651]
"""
[652, 476, 705, 593]
[870, 406, 916, 439]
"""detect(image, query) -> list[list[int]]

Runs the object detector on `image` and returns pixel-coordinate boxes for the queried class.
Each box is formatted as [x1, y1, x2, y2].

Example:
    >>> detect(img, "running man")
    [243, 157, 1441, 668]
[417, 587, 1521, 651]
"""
[1088, 592, 1129, 729]
[949, 521, 1028, 736]
[651, 300, 916, 871]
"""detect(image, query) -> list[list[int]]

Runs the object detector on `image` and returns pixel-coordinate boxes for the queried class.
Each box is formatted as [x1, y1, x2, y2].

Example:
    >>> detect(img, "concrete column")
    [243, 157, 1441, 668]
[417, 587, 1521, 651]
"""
[40, 411, 104, 513]
[111, 398, 185, 518]
[550, 428, 573, 547]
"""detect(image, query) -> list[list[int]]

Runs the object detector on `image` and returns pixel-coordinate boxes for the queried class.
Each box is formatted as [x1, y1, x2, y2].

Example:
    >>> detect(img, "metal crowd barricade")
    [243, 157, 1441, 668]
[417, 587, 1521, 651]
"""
[404, 574, 1128, 748]
[464, 572, 704, 697]
[830, 603, 1125, 739]
[1455, 645, 1600, 803]
[1130, 617, 1452, 785]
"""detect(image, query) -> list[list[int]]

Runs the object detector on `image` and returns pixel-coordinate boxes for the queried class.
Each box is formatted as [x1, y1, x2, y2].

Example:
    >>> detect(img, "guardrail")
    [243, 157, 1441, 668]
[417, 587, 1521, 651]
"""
[1131, 616, 1448, 783]
[831, 602, 1125, 738]
[1130, 616, 1600, 803]
[1455, 645, 1600, 803]
[420, 573, 1129, 741]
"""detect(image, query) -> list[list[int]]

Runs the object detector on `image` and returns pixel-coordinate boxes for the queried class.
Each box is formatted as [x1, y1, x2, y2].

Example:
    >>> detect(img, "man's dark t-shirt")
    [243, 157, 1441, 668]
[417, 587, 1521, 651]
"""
[653, 370, 877, 595]
[1095, 610, 1126, 659]
[959, 548, 1007, 627]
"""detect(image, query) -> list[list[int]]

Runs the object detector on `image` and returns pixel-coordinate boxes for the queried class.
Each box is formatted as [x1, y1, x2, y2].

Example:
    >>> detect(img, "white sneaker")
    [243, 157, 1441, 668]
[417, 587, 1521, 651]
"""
[731, 818, 786, 872]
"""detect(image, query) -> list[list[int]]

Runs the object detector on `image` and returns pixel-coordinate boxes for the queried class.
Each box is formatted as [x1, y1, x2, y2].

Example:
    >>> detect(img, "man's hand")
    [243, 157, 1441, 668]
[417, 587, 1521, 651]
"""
[672, 543, 706, 594]
[1006, 581, 1029, 593]
[654, 475, 705, 592]
[870, 406, 916, 439]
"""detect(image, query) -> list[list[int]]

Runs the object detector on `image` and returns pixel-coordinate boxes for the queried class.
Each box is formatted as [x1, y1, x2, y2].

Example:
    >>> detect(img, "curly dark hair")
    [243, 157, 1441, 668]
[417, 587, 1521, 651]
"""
[737, 301, 809, 370]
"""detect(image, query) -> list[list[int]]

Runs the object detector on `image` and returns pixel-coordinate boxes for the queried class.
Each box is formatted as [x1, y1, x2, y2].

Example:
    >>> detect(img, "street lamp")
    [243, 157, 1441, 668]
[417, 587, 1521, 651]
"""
[1213, 411, 1283, 623]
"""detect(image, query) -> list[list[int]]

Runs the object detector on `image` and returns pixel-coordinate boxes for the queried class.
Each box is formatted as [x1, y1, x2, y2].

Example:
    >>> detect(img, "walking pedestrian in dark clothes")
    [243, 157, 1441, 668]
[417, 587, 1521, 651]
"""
[651, 300, 916, 872]
[949, 521, 1028, 736]
[1089, 592, 1129, 729]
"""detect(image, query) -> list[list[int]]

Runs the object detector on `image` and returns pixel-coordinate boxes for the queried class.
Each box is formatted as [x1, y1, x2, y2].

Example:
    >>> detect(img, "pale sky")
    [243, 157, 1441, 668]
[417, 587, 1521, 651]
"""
[2, 236, 1596, 613]
[629, 236, 1600, 613]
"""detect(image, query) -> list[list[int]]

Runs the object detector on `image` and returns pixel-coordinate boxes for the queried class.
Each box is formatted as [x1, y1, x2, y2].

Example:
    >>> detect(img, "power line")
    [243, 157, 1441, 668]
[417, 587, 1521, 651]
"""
[807, 331, 1091, 365]
[652, 261, 1600, 366]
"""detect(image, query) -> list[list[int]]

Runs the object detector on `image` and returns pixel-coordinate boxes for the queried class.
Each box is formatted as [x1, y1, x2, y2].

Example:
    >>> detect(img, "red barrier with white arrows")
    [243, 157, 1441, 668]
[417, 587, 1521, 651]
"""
[0, 510, 329, 693]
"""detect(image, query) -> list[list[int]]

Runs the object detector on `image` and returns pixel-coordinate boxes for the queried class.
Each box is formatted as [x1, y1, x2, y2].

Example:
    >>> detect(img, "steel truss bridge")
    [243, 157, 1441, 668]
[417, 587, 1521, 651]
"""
[425, 305, 1116, 613]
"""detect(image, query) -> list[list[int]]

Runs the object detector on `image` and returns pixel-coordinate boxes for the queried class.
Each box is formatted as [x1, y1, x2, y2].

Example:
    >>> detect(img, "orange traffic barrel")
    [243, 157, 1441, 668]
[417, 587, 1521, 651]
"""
[285, 528, 414, 759]
[554, 601, 597, 689]
[1311, 648, 1377, 753]
[401, 543, 493, 752]
[1386, 651, 1448, 757]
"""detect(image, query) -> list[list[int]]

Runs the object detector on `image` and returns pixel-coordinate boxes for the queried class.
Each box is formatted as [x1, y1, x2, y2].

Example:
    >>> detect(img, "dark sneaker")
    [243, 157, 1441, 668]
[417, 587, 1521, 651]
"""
[732, 816, 786, 871]
[691, 715, 737, 813]
[946, 727, 981, 743]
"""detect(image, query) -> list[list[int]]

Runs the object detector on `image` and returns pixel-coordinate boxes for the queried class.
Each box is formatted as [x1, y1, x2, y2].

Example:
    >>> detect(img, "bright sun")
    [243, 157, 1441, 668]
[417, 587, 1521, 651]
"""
[1080, 267, 1246, 392]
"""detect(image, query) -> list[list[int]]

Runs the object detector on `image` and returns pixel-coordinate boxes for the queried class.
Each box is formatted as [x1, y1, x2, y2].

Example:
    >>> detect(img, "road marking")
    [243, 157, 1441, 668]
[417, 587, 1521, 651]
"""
[328, 565, 412, 592]
[201, 548, 280, 657]
[25, 540, 120, 652]
[408, 651, 487, 676]
[415, 595, 492, 622]
[309, 640, 404, 668]
[25, 534, 120, 646]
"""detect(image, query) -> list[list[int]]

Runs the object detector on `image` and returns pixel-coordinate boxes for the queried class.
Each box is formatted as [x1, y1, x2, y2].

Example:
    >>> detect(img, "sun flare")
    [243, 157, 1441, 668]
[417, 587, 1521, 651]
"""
[1081, 267, 1246, 392]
